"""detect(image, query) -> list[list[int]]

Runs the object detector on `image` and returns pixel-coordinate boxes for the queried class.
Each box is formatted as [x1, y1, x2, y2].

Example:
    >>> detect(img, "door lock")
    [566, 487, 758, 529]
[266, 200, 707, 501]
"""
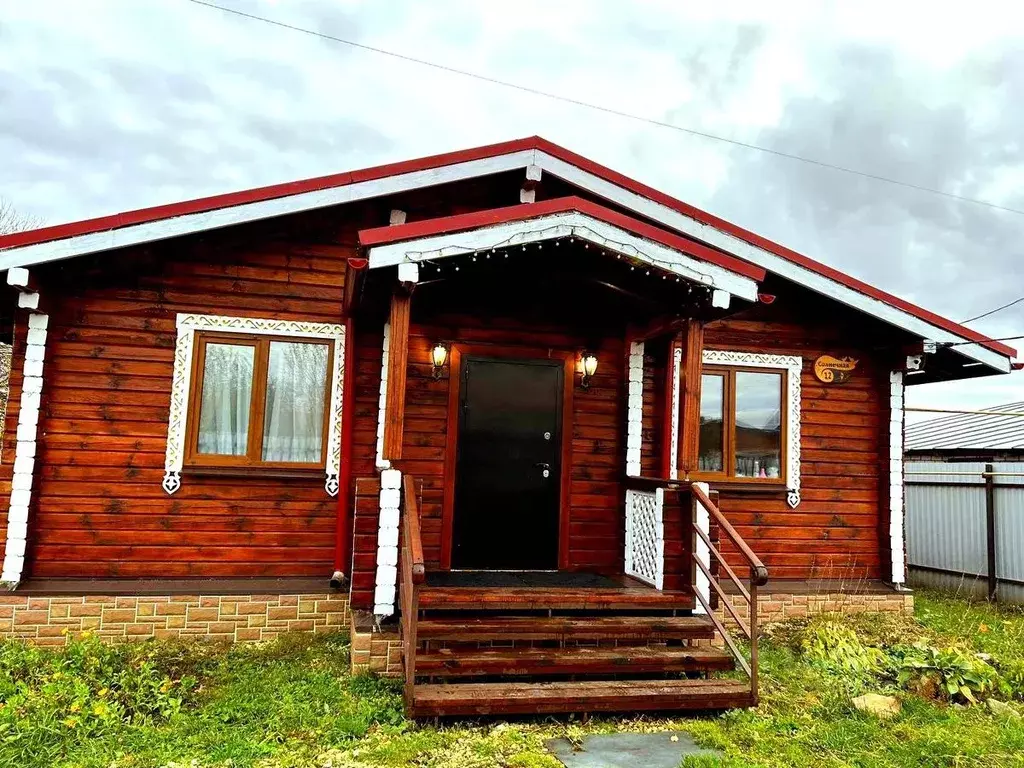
[535, 462, 551, 478]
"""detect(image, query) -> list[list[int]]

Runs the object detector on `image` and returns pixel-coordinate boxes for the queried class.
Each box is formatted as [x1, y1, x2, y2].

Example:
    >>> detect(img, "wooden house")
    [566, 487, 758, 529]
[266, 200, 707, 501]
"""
[0, 137, 1015, 716]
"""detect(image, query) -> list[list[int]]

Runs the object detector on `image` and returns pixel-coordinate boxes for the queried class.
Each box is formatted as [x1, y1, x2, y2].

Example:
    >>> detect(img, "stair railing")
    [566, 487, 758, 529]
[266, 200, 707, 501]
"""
[399, 475, 425, 711]
[690, 482, 769, 704]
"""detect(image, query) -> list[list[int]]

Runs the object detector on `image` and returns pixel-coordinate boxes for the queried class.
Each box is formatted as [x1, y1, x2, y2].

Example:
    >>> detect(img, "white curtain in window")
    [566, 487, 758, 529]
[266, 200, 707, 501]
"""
[262, 341, 329, 463]
[197, 343, 254, 455]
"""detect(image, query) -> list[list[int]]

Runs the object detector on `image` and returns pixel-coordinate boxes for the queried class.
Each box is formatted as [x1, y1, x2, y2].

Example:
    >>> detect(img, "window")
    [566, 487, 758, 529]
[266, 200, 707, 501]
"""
[696, 367, 786, 483]
[186, 333, 333, 468]
[163, 314, 345, 497]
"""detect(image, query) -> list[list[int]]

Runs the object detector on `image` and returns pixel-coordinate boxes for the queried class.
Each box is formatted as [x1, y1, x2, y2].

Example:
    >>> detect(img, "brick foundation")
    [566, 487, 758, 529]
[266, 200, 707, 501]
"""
[0, 592, 350, 646]
[350, 610, 402, 675]
[722, 588, 914, 625]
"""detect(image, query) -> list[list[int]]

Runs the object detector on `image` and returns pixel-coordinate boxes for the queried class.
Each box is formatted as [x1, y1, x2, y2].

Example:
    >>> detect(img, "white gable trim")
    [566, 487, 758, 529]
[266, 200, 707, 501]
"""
[162, 313, 345, 496]
[0, 151, 535, 272]
[536, 151, 1010, 373]
[0, 145, 1009, 371]
[365, 211, 760, 302]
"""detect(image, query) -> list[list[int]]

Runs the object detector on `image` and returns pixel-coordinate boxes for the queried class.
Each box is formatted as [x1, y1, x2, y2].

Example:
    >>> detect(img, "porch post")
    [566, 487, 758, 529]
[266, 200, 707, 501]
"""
[678, 320, 704, 479]
[382, 288, 411, 461]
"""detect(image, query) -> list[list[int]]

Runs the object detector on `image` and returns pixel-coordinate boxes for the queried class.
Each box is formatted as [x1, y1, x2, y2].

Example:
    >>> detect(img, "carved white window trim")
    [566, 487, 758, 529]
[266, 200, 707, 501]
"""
[702, 349, 803, 508]
[162, 313, 346, 496]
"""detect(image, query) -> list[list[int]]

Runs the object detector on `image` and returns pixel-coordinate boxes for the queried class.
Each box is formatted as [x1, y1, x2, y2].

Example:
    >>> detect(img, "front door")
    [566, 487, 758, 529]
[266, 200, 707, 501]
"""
[451, 356, 563, 569]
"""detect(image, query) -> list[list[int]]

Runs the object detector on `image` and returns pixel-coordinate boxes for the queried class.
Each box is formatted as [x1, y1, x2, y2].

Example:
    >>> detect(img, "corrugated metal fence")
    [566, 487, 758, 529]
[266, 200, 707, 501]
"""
[905, 461, 1024, 604]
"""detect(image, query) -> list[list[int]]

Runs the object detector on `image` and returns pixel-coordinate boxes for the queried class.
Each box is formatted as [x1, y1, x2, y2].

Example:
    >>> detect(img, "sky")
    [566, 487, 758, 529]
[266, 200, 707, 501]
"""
[1, 0, 1023, 420]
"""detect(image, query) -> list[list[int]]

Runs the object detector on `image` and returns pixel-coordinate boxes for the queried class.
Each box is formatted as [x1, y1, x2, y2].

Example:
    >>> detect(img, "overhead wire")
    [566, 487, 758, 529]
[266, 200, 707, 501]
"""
[184, 0, 1024, 218]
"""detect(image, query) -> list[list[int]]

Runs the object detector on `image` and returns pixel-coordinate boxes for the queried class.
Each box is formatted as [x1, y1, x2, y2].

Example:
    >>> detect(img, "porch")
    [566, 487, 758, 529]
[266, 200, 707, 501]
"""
[345, 198, 773, 715]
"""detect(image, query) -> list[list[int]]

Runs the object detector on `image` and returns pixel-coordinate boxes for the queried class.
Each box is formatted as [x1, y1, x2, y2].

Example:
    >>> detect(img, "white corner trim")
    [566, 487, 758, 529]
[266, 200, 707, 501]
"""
[375, 322, 392, 471]
[692, 481, 712, 613]
[702, 349, 803, 508]
[162, 313, 346, 496]
[889, 371, 906, 585]
[2, 309, 48, 585]
[625, 341, 644, 477]
[374, 467, 402, 617]
[669, 344, 682, 480]
[366, 210, 759, 302]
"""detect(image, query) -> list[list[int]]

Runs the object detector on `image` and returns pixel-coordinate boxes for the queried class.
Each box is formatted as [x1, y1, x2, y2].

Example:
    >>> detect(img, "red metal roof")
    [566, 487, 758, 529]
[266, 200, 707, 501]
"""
[358, 196, 767, 282]
[0, 135, 1012, 358]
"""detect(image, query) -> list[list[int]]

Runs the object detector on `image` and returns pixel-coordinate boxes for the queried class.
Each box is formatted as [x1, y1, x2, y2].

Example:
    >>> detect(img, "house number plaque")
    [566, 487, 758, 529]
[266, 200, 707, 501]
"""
[813, 355, 858, 384]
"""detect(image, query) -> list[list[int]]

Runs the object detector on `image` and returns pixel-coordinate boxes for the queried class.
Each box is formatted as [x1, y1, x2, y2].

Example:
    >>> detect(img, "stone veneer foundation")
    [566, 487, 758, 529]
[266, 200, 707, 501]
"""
[0, 592, 350, 646]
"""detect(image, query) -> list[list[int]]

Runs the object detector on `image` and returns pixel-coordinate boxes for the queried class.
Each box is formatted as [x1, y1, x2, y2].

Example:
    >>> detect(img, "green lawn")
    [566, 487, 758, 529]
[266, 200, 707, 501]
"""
[2, 591, 1023, 767]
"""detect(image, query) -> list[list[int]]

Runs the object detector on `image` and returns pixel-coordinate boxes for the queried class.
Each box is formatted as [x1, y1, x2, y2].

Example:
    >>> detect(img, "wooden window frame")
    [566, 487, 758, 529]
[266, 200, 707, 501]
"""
[692, 365, 788, 487]
[183, 331, 335, 473]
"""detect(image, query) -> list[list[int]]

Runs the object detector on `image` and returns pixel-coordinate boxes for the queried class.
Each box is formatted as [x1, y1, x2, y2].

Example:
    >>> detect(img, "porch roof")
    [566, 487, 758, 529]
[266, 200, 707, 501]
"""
[358, 197, 764, 303]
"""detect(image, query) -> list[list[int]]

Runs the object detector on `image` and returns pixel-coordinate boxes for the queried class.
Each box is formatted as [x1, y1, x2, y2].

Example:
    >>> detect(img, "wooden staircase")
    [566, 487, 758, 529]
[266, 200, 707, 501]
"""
[398, 477, 766, 717]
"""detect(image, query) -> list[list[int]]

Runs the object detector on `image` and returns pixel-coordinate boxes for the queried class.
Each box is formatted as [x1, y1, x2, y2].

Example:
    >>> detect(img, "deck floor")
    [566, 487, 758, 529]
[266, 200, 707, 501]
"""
[424, 571, 622, 589]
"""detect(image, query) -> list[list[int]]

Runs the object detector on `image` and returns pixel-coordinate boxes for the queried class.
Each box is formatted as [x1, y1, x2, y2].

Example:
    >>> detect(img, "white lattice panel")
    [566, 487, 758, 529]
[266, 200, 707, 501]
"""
[624, 488, 664, 589]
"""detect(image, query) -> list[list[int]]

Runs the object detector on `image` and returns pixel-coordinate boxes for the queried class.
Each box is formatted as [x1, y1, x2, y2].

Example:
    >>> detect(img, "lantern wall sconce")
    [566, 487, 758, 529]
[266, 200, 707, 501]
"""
[578, 350, 599, 390]
[431, 342, 450, 380]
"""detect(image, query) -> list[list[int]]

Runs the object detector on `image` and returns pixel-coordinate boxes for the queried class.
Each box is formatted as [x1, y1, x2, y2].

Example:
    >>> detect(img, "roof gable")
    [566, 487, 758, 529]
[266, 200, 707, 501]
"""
[0, 135, 1013, 369]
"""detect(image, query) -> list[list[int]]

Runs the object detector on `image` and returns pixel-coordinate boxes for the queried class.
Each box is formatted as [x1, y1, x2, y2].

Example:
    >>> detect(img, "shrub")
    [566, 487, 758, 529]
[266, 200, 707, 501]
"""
[888, 642, 1003, 704]
[0, 632, 203, 750]
[801, 621, 886, 677]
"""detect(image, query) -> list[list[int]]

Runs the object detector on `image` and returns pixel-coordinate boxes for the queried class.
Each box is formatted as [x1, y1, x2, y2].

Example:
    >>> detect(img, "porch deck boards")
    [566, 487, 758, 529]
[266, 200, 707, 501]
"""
[417, 585, 694, 611]
[416, 614, 716, 642]
[411, 678, 754, 717]
[416, 645, 736, 677]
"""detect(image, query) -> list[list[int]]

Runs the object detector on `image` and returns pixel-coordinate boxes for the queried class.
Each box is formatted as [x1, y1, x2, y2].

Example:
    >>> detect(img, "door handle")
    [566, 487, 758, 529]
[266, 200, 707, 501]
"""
[534, 462, 551, 471]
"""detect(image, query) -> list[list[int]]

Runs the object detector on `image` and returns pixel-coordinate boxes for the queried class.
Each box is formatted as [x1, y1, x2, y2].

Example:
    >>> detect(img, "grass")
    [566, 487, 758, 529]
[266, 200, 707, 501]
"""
[1, 591, 1023, 767]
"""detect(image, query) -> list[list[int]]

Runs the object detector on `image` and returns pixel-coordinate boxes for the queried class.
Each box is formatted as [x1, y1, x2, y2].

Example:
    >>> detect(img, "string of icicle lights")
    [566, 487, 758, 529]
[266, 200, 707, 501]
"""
[402, 224, 719, 288]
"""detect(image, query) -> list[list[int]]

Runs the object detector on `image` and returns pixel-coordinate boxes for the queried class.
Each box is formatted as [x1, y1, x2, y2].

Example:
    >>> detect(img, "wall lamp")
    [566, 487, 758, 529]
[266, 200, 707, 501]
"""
[431, 342, 450, 380]
[579, 350, 599, 390]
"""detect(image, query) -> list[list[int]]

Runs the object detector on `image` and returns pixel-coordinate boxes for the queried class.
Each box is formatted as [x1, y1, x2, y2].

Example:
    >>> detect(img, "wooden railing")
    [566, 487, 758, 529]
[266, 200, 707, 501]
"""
[690, 482, 769, 704]
[399, 475, 424, 711]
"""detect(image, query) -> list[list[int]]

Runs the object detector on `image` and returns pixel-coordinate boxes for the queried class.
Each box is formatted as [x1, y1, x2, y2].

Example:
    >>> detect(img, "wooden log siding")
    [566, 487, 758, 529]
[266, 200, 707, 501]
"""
[698, 318, 888, 582]
[4, 236, 349, 579]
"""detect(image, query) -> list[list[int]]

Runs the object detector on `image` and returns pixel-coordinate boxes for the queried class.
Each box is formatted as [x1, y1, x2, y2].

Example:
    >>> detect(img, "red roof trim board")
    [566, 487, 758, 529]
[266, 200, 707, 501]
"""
[0, 135, 1012, 360]
[0, 138, 537, 252]
[357, 196, 766, 283]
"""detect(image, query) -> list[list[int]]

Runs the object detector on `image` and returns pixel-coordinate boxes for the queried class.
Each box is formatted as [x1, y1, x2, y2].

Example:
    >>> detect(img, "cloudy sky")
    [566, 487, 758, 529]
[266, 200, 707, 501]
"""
[2, 0, 1023, 418]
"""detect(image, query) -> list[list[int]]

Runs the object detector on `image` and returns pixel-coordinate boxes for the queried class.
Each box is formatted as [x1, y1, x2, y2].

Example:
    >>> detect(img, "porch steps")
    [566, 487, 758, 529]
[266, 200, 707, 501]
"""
[418, 585, 693, 612]
[416, 614, 716, 642]
[412, 678, 754, 717]
[416, 645, 736, 677]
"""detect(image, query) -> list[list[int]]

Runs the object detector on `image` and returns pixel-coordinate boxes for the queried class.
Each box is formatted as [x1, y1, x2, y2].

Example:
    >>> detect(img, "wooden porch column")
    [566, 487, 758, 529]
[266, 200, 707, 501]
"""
[678, 320, 704, 479]
[382, 288, 411, 461]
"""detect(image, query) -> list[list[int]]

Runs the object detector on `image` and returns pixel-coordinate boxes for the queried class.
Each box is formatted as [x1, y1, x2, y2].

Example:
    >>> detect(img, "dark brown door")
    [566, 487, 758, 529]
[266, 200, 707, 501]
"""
[451, 356, 562, 569]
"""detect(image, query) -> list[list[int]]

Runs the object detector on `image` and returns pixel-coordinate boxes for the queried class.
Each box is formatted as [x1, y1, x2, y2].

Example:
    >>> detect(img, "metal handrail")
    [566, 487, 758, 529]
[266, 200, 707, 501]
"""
[399, 476, 423, 711]
[690, 483, 765, 705]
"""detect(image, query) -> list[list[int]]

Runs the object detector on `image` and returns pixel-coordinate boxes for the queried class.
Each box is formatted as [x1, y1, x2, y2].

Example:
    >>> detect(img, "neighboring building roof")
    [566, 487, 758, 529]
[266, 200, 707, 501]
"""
[906, 402, 1024, 451]
[0, 135, 1014, 369]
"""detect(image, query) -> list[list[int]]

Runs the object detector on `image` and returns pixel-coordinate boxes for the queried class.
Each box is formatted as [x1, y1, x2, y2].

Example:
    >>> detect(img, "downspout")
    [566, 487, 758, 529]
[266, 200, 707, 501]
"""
[330, 314, 357, 590]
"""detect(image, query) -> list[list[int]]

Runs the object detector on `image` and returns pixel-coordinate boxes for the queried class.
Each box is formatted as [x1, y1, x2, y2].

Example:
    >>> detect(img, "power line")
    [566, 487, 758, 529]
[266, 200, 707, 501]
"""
[962, 296, 1024, 324]
[185, 0, 1024, 218]
[940, 334, 1024, 348]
